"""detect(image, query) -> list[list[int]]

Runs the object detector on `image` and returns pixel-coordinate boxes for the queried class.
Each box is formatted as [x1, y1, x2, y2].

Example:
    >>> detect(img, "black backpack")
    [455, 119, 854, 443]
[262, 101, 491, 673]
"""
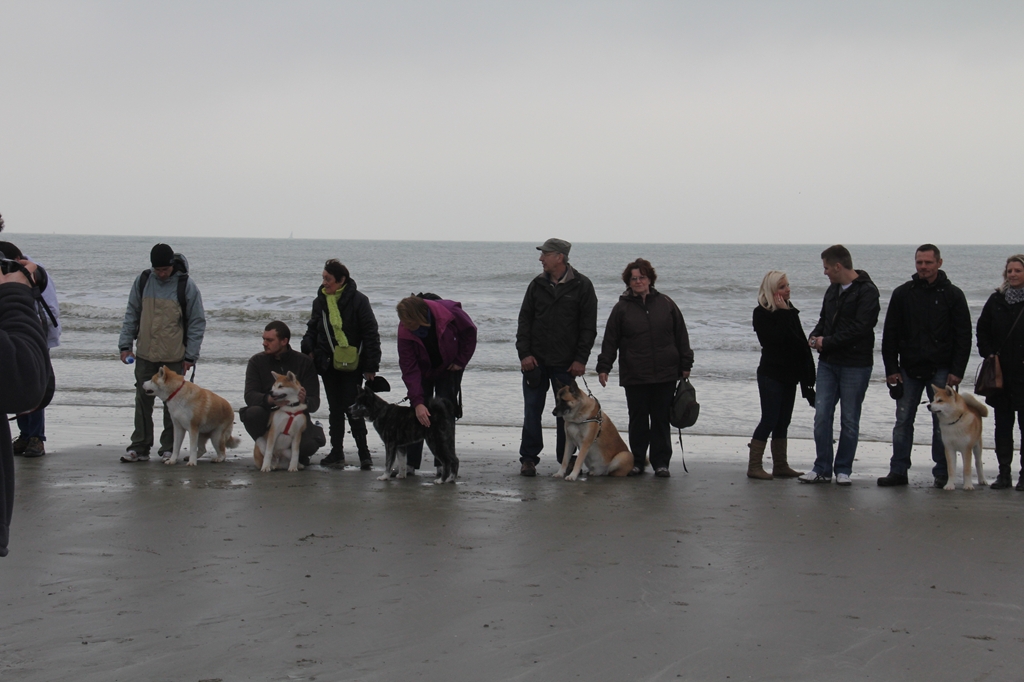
[137, 255, 190, 346]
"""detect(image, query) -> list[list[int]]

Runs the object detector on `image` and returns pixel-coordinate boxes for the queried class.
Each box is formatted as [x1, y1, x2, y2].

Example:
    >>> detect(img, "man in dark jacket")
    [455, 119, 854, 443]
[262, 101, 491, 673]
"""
[879, 245, 971, 488]
[800, 245, 880, 486]
[0, 257, 51, 557]
[241, 321, 325, 466]
[516, 238, 598, 476]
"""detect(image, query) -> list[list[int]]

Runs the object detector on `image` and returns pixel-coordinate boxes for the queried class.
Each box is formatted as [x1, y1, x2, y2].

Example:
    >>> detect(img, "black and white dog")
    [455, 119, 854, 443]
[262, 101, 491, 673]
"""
[349, 388, 458, 484]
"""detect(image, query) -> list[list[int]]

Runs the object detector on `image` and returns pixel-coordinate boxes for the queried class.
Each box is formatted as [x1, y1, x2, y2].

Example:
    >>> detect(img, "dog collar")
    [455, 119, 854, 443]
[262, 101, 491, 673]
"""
[944, 414, 964, 426]
[165, 383, 185, 402]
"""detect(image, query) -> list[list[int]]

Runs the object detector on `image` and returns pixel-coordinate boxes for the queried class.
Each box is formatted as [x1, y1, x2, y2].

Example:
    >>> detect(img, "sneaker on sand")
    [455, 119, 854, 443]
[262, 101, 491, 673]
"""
[798, 471, 831, 484]
[120, 450, 150, 463]
[877, 472, 908, 487]
[360, 459, 373, 470]
[520, 460, 537, 477]
[320, 451, 345, 467]
[23, 437, 45, 458]
[836, 473, 852, 486]
[12, 436, 29, 456]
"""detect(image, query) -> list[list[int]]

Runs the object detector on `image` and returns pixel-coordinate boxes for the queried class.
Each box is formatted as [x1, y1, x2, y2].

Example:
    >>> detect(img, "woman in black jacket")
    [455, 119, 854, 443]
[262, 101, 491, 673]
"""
[597, 259, 693, 478]
[300, 259, 381, 469]
[976, 254, 1024, 490]
[748, 270, 816, 480]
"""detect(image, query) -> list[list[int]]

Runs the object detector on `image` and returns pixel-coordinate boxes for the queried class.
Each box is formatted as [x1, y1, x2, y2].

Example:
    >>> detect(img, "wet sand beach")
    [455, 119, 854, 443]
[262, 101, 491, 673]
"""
[2, 406, 1023, 681]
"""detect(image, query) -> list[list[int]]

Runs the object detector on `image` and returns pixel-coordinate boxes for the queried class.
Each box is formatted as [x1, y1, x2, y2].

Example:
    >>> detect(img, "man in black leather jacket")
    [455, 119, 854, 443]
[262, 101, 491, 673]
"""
[800, 245, 880, 486]
[878, 245, 971, 488]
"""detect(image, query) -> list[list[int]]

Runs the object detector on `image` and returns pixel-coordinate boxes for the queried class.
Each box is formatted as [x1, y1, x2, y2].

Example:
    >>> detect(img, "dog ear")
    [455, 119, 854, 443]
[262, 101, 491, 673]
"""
[931, 384, 944, 394]
[552, 379, 564, 391]
[287, 371, 297, 382]
[158, 366, 166, 378]
[569, 382, 581, 397]
[271, 371, 283, 381]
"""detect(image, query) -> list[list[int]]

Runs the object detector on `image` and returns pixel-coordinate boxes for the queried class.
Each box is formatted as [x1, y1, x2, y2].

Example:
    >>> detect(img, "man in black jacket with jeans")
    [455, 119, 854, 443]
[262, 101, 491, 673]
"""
[879, 245, 971, 488]
[801, 245, 880, 486]
[516, 238, 598, 476]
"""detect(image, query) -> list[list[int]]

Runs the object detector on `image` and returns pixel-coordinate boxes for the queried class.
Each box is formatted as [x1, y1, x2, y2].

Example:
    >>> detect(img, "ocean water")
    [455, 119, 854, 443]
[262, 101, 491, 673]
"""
[8, 234, 1020, 445]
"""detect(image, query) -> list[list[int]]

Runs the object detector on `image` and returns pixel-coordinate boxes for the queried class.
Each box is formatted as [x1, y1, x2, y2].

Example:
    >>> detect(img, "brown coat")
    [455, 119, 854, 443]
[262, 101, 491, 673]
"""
[596, 288, 693, 386]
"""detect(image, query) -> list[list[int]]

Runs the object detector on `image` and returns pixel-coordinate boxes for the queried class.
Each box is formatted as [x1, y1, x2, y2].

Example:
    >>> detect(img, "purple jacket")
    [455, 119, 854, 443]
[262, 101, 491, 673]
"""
[398, 299, 477, 407]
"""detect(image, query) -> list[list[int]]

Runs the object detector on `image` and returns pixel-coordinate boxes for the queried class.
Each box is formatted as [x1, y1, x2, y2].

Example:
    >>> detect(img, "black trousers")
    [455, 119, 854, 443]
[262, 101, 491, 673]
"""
[993, 403, 1024, 471]
[624, 381, 676, 471]
[321, 369, 368, 457]
[406, 370, 462, 470]
[239, 405, 322, 459]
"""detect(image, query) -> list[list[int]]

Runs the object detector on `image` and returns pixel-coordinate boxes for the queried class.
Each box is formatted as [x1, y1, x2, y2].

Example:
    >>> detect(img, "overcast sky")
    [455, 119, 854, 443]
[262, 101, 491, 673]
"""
[1, 1, 1022, 243]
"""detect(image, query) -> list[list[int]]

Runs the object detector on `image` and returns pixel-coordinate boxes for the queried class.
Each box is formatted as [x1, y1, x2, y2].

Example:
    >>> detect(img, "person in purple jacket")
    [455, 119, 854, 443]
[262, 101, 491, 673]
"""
[395, 295, 478, 476]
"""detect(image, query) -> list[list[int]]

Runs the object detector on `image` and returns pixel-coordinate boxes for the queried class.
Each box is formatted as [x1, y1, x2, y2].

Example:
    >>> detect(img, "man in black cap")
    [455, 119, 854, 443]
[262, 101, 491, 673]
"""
[516, 238, 598, 476]
[117, 243, 207, 462]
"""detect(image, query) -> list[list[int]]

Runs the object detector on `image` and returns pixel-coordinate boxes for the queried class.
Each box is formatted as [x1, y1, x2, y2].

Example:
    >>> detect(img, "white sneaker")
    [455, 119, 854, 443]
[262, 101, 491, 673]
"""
[836, 473, 852, 486]
[799, 471, 831, 483]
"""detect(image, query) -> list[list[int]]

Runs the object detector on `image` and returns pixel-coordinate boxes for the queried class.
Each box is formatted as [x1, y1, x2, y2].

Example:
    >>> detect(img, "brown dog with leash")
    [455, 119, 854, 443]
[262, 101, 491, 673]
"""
[551, 379, 633, 481]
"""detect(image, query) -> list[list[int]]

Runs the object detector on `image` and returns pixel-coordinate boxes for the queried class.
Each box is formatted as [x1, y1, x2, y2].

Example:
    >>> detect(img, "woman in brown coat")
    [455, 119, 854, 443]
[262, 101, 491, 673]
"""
[597, 259, 693, 477]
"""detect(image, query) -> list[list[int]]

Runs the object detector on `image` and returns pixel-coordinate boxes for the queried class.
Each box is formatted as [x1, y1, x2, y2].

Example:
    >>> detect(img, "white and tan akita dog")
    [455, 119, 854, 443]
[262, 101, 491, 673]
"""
[253, 371, 308, 473]
[142, 366, 241, 466]
[927, 385, 988, 491]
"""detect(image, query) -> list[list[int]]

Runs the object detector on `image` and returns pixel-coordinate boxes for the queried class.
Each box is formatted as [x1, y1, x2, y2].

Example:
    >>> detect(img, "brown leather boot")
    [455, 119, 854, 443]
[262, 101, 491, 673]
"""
[770, 438, 803, 478]
[747, 439, 772, 480]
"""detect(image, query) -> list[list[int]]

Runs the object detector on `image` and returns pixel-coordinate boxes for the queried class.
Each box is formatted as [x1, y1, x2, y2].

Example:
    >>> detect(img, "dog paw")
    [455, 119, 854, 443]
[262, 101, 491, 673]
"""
[377, 474, 390, 481]
[434, 478, 443, 485]
[396, 473, 407, 480]
[288, 466, 299, 472]
[163, 459, 176, 466]
[446, 475, 457, 484]
[565, 473, 579, 481]
[964, 483, 975, 490]
[978, 479, 987, 486]
[551, 471, 564, 479]
[186, 459, 197, 467]
[261, 465, 273, 473]
[943, 482, 955, 491]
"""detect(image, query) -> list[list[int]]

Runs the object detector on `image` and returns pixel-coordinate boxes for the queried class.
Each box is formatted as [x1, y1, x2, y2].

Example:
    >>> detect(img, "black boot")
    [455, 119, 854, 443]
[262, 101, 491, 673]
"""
[991, 444, 1013, 489]
[352, 421, 372, 469]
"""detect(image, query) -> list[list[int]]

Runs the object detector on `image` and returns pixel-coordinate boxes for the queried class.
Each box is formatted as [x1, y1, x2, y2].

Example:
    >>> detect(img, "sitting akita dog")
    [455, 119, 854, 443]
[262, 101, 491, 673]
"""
[551, 380, 633, 481]
[348, 387, 458, 484]
[253, 371, 308, 473]
[142, 366, 240, 466]
[927, 385, 988, 490]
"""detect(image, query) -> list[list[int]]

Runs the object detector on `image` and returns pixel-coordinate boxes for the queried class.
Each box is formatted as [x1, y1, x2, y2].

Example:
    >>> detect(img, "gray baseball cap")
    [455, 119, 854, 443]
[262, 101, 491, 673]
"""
[536, 238, 571, 255]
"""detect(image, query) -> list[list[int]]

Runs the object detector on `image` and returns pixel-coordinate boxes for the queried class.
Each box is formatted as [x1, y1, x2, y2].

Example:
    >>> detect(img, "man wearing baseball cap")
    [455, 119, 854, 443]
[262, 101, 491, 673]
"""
[515, 238, 598, 476]
[117, 243, 207, 462]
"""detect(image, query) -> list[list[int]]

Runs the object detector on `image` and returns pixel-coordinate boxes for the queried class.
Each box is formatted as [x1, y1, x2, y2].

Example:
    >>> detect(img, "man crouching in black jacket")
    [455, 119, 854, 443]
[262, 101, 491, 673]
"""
[0, 253, 50, 557]
[240, 321, 325, 466]
[878, 244, 971, 488]
[800, 245, 880, 487]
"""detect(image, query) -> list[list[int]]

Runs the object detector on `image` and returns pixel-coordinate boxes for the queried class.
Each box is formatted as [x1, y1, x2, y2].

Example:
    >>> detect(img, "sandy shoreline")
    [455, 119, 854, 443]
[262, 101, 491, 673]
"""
[2, 405, 1022, 681]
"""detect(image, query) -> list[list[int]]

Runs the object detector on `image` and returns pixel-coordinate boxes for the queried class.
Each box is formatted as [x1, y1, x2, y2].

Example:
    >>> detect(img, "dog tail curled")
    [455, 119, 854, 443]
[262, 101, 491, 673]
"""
[226, 435, 242, 450]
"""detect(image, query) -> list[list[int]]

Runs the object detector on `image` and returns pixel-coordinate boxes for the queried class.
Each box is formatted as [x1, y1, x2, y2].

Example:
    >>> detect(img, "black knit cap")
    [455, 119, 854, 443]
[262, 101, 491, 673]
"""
[150, 243, 174, 267]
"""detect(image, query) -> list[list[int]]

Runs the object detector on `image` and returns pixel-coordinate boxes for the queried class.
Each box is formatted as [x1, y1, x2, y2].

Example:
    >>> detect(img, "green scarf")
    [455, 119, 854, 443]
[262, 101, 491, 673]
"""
[324, 285, 359, 371]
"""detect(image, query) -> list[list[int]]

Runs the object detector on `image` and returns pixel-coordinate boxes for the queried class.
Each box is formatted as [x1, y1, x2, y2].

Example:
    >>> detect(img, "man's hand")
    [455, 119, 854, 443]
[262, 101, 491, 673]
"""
[682, 371, 690, 379]
[298, 387, 307, 403]
[886, 373, 902, 384]
[947, 374, 962, 387]
[569, 361, 585, 377]
[809, 336, 824, 351]
[120, 350, 135, 364]
[183, 361, 194, 372]
[521, 356, 537, 372]
[598, 372, 609, 387]
[447, 364, 463, 372]
[415, 403, 431, 427]
[364, 372, 375, 381]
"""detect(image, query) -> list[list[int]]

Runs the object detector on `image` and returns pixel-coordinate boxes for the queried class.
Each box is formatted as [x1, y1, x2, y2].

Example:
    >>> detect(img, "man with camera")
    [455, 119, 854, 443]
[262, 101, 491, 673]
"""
[879, 244, 971, 489]
[0, 213, 52, 556]
[117, 243, 207, 462]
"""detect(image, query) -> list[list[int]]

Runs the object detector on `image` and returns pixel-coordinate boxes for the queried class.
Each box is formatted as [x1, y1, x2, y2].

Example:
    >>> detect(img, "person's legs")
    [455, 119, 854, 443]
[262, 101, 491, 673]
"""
[926, 369, 950, 480]
[320, 369, 348, 459]
[833, 365, 873, 476]
[335, 372, 368, 461]
[647, 381, 675, 471]
[156, 360, 184, 455]
[15, 410, 45, 457]
[624, 384, 652, 470]
[130, 357, 160, 455]
[811, 361, 840, 477]
[239, 405, 271, 441]
[548, 368, 575, 464]
[405, 376, 438, 470]
[889, 371, 926, 475]
[752, 372, 786, 442]
[992, 403, 1015, 488]
[519, 370, 550, 465]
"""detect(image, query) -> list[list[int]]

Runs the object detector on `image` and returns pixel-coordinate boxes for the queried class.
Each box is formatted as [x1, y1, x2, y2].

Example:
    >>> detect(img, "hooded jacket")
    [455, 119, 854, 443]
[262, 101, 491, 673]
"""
[118, 254, 206, 363]
[516, 265, 598, 368]
[881, 270, 971, 380]
[398, 299, 477, 408]
[596, 288, 693, 386]
[300, 278, 381, 376]
[809, 270, 880, 367]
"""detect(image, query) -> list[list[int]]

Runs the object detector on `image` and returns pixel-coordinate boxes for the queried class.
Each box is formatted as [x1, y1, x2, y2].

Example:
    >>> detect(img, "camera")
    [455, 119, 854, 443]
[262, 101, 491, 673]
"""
[0, 258, 48, 292]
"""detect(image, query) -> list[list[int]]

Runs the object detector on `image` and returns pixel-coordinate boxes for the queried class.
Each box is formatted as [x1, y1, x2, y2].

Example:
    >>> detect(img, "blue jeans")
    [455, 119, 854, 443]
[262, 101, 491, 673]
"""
[520, 365, 575, 464]
[812, 361, 872, 477]
[16, 410, 45, 441]
[890, 368, 949, 477]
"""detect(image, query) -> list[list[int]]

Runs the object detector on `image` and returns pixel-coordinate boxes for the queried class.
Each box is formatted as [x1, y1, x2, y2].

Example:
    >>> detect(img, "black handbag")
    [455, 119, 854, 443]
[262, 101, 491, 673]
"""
[670, 378, 699, 429]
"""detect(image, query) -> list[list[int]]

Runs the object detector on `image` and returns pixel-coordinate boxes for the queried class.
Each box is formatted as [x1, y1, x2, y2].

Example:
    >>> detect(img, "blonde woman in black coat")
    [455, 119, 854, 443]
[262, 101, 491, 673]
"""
[597, 259, 693, 478]
[748, 270, 816, 480]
